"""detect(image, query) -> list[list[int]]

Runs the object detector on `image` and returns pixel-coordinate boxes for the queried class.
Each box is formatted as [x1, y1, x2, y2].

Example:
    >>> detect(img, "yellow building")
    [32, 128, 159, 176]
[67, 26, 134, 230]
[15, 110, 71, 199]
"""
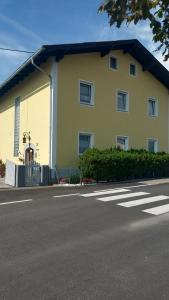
[0, 39, 169, 178]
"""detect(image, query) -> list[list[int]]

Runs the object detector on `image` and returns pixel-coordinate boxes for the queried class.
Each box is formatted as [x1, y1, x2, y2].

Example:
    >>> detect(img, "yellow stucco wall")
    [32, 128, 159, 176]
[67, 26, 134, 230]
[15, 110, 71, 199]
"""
[0, 50, 168, 169]
[57, 51, 169, 168]
[0, 61, 51, 165]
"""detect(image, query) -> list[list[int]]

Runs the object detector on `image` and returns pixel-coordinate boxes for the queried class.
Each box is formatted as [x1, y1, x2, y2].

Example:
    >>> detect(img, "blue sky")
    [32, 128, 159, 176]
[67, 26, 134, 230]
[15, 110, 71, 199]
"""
[0, 0, 168, 83]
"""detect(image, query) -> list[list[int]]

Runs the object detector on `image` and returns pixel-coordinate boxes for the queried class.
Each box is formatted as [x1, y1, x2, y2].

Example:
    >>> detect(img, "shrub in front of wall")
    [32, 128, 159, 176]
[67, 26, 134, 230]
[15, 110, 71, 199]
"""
[79, 148, 169, 182]
[0, 160, 5, 178]
[69, 174, 81, 184]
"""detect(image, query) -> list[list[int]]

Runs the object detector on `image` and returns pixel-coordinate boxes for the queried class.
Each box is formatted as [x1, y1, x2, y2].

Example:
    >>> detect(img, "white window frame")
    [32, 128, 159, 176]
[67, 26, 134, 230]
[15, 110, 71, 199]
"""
[116, 90, 129, 112]
[148, 98, 158, 117]
[109, 55, 118, 70]
[78, 132, 94, 155]
[79, 80, 95, 106]
[116, 136, 129, 151]
[147, 138, 158, 153]
[129, 63, 137, 76]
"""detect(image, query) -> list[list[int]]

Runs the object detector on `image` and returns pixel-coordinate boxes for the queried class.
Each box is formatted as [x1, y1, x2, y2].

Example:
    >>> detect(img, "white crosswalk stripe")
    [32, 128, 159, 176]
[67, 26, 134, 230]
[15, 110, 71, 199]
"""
[80, 187, 169, 217]
[118, 195, 169, 207]
[97, 192, 150, 202]
[142, 204, 169, 215]
[81, 189, 130, 197]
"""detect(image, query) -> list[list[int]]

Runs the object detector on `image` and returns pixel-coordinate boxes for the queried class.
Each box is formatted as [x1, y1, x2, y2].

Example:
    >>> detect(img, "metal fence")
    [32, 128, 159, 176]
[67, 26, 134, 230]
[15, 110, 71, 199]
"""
[25, 161, 41, 187]
[56, 167, 80, 183]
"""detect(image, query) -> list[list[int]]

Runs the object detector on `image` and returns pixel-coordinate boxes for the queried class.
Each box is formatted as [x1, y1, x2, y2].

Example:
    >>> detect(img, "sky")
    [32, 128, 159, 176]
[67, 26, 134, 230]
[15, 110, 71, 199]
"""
[0, 0, 168, 83]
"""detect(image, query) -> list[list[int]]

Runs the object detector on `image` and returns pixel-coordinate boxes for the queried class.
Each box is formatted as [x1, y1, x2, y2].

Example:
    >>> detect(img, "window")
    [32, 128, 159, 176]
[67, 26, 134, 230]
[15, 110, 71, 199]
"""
[130, 63, 136, 76]
[117, 91, 129, 112]
[148, 98, 158, 117]
[110, 56, 117, 70]
[80, 81, 94, 105]
[116, 136, 128, 151]
[148, 139, 158, 153]
[79, 133, 93, 155]
[14, 97, 20, 157]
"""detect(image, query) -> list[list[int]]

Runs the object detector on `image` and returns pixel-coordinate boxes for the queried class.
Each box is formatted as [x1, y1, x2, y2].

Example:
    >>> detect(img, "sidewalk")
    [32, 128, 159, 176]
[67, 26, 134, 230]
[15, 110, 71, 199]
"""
[0, 177, 169, 192]
[140, 178, 169, 185]
[0, 178, 11, 189]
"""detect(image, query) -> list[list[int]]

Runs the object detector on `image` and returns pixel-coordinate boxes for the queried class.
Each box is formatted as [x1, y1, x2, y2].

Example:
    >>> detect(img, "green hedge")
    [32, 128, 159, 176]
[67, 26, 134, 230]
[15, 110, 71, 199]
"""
[79, 148, 169, 181]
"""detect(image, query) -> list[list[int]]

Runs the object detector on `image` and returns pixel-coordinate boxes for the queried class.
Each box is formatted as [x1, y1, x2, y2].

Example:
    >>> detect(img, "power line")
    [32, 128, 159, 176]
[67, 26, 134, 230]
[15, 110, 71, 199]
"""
[0, 47, 34, 54]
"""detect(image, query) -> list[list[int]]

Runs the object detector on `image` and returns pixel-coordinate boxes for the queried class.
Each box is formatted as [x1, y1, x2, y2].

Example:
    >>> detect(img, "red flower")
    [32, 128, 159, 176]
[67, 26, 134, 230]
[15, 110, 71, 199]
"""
[82, 178, 96, 184]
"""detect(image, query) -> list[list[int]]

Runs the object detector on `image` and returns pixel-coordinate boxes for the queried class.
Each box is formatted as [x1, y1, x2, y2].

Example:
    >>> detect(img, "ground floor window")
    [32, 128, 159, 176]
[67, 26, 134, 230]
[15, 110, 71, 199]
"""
[148, 139, 158, 153]
[116, 136, 129, 150]
[79, 133, 93, 155]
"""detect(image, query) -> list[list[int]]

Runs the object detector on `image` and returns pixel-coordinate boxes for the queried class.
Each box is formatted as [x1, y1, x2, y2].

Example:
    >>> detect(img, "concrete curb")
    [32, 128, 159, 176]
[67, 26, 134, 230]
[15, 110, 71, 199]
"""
[0, 177, 169, 192]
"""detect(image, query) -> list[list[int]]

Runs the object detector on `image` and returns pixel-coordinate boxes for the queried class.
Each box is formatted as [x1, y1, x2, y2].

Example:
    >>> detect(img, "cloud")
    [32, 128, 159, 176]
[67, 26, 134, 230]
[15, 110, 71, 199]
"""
[0, 53, 30, 84]
[0, 13, 43, 44]
[0, 32, 31, 83]
[0, 13, 46, 82]
[96, 22, 152, 43]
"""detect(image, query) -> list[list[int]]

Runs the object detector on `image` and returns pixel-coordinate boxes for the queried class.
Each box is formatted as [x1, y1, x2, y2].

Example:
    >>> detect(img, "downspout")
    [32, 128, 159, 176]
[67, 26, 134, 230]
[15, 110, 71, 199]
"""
[31, 58, 52, 84]
[31, 58, 54, 172]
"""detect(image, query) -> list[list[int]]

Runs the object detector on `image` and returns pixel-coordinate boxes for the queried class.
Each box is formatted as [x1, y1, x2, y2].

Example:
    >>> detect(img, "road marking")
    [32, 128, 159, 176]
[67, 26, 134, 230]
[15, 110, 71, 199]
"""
[143, 204, 169, 215]
[53, 193, 81, 198]
[97, 192, 150, 202]
[81, 189, 130, 197]
[118, 195, 169, 207]
[0, 199, 32, 206]
[119, 184, 147, 189]
[94, 185, 146, 192]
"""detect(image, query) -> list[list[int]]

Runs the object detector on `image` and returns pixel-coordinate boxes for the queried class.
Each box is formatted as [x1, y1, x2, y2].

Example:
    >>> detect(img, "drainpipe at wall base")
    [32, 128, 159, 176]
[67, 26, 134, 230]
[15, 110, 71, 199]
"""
[31, 58, 57, 181]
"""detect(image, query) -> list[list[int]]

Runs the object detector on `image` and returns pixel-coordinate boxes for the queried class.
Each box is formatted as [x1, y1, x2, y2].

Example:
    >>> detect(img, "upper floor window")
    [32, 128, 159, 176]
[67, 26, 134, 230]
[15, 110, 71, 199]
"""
[116, 136, 129, 151]
[14, 97, 20, 157]
[110, 56, 118, 70]
[148, 98, 158, 117]
[148, 139, 158, 153]
[80, 81, 94, 105]
[79, 133, 93, 155]
[117, 91, 129, 112]
[130, 63, 136, 76]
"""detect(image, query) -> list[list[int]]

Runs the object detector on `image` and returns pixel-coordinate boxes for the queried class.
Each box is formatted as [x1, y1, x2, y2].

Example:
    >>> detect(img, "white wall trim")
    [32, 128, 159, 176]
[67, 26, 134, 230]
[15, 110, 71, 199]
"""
[13, 96, 20, 157]
[49, 58, 58, 170]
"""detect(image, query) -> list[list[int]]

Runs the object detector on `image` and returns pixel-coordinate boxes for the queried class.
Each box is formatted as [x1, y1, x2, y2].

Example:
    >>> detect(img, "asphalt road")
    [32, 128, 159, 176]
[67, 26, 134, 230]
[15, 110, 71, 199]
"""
[1, 181, 169, 300]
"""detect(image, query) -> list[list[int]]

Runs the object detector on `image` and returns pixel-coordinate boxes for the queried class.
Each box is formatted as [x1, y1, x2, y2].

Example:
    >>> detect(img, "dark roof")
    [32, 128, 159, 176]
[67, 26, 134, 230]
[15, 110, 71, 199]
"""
[0, 39, 169, 96]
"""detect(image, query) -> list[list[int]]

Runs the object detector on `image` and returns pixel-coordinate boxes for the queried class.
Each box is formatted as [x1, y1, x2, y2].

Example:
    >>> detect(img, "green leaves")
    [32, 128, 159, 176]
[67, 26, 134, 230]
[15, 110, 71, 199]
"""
[98, 0, 169, 60]
[79, 148, 169, 182]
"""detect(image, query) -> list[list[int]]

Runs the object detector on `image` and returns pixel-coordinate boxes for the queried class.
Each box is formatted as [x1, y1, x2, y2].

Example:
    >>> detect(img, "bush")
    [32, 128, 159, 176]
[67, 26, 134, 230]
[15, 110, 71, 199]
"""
[70, 174, 80, 184]
[0, 160, 5, 178]
[79, 148, 169, 182]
